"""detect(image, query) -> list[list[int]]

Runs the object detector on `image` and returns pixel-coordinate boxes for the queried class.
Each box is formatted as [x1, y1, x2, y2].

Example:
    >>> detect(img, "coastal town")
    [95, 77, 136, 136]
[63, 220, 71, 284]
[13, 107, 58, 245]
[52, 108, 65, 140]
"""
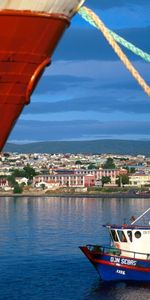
[0, 151, 150, 195]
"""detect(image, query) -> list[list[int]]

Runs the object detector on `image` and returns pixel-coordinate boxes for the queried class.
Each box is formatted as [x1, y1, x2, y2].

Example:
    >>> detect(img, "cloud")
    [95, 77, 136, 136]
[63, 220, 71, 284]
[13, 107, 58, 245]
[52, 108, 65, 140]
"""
[44, 60, 150, 88]
[8, 2, 150, 144]
[86, 0, 149, 9]
[34, 75, 92, 94]
[9, 119, 150, 142]
[24, 91, 150, 116]
[53, 26, 150, 61]
[28, 58, 150, 118]
[79, 1, 150, 29]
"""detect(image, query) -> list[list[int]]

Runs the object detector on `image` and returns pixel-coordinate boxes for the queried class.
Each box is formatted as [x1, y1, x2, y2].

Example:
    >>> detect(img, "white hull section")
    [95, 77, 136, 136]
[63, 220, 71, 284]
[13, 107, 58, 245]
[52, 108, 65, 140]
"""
[0, 0, 85, 18]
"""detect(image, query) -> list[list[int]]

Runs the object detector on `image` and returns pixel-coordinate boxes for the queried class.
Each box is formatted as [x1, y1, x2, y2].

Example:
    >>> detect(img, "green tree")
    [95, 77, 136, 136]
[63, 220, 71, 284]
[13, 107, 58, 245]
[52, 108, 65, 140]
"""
[12, 169, 26, 178]
[103, 158, 116, 169]
[7, 175, 16, 187]
[13, 183, 23, 194]
[116, 175, 129, 187]
[124, 166, 135, 174]
[23, 164, 36, 180]
[101, 176, 111, 187]
[129, 167, 135, 174]
[88, 163, 97, 169]
[40, 183, 46, 190]
[75, 160, 82, 165]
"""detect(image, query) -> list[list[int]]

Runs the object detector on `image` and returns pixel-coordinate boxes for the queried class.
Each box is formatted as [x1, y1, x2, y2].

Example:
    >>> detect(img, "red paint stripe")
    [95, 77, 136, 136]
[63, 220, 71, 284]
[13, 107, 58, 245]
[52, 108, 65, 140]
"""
[93, 259, 150, 273]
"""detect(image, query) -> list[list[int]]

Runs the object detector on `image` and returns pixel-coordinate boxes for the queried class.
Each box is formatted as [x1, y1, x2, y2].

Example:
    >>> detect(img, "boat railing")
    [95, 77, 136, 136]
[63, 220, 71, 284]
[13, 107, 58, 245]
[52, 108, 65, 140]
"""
[86, 244, 150, 260]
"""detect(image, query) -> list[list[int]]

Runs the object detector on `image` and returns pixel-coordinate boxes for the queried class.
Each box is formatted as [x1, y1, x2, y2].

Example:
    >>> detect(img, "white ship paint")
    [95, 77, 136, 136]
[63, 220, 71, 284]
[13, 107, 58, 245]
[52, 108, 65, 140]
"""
[0, 0, 85, 18]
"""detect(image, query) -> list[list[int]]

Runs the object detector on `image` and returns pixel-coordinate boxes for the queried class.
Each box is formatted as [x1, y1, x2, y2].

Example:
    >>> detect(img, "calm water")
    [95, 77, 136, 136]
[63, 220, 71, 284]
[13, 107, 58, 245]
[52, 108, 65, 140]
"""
[0, 196, 150, 300]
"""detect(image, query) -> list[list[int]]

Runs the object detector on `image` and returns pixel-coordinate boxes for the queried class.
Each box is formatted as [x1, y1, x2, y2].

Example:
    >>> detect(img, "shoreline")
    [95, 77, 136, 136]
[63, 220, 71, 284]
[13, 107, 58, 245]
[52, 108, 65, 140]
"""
[0, 192, 150, 198]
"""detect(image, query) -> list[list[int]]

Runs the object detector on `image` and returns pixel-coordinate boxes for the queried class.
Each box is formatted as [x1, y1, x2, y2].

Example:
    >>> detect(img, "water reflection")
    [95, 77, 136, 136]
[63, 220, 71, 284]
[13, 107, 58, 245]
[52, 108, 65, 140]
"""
[84, 280, 150, 300]
[0, 196, 150, 299]
[0, 196, 149, 257]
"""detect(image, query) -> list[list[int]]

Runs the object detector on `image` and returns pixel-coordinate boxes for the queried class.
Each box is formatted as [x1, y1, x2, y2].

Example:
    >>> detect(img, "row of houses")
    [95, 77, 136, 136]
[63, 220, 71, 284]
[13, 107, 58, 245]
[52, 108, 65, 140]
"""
[33, 168, 127, 189]
[1, 169, 150, 190]
[33, 169, 150, 189]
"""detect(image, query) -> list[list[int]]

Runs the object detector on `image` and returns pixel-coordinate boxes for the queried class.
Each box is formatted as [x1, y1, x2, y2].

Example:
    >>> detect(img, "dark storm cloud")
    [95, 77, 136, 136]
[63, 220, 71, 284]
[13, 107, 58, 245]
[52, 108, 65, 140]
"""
[86, 0, 149, 9]
[10, 119, 150, 141]
[53, 26, 150, 61]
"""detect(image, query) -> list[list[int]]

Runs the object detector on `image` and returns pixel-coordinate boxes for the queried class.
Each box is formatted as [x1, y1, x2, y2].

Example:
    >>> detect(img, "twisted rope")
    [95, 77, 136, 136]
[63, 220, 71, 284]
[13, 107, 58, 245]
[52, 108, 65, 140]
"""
[79, 6, 150, 96]
[108, 31, 150, 63]
[79, 7, 150, 63]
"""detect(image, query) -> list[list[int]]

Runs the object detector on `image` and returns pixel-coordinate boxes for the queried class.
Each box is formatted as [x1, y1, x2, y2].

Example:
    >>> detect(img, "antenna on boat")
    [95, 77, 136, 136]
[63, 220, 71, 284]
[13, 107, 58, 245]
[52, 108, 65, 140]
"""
[131, 208, 150, 225]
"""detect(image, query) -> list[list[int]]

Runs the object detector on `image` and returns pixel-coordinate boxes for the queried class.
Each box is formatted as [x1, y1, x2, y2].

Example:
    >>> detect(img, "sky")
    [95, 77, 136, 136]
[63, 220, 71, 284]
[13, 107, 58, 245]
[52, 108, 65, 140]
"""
[9, 0, 150, 143]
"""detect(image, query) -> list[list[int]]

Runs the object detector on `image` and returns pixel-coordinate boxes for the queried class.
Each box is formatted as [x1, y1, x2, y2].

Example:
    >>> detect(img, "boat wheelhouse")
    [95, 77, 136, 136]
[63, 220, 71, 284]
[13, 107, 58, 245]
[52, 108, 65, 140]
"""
[80, 208, 150, 281]
[107, 224, 150, 260]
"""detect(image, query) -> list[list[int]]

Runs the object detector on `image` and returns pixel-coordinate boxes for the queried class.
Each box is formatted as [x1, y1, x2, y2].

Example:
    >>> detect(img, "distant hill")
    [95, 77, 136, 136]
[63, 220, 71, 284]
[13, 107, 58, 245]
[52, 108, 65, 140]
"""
[3, 140, 150, 155]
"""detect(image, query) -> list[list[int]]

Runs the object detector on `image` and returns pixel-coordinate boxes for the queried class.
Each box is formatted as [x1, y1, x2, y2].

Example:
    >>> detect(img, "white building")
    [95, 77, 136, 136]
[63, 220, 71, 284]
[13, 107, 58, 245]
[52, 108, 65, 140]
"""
[129, 173, 150, 187]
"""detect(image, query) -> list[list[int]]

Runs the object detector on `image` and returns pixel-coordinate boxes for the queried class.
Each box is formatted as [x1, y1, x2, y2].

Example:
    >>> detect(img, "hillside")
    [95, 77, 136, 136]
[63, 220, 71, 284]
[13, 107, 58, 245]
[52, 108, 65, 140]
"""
[4, 140, 150, 155]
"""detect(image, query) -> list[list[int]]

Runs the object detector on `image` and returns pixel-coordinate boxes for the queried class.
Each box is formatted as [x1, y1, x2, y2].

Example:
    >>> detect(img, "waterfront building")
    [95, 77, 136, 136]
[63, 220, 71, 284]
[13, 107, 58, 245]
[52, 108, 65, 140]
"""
[33, 168, 126, 188]
[129, 173, 150, 187]
[51, 168, 127, 180]
[33, 173, 95, 188]
[15, 177, 28, 186]
[0, 178, 8, 188]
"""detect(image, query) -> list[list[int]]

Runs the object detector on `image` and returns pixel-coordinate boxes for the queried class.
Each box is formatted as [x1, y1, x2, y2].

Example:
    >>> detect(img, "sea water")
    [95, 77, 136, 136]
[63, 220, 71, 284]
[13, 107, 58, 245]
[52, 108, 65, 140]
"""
[0, 196, 150, 300]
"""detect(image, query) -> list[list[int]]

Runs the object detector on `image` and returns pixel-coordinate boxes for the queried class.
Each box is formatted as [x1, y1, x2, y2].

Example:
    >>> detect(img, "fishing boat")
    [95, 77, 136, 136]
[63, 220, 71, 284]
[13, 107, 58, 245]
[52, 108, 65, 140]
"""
[80, 208, 150, 282]
[0, 0, 85, 151]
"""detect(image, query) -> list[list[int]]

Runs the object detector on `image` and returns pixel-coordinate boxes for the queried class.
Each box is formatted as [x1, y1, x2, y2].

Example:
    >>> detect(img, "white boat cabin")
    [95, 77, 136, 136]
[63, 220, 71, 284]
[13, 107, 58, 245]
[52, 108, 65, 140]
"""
[106, 224, 150, 259]
[106, 208, 150, 259]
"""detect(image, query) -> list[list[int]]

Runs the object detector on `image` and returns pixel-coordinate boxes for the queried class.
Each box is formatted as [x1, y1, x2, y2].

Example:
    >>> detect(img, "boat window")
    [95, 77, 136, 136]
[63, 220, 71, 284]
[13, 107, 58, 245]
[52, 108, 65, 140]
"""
[127, 230, 132, 242]
[117, 230, 127, 242]
[111, 230, 119, 242]
[134, 231, 141, 239]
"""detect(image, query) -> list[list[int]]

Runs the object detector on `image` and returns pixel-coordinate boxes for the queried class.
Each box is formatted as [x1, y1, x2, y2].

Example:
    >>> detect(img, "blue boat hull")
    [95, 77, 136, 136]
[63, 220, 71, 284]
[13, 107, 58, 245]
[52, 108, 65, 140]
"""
[96, 261, 150, 282]
[80, 246, 150, 282]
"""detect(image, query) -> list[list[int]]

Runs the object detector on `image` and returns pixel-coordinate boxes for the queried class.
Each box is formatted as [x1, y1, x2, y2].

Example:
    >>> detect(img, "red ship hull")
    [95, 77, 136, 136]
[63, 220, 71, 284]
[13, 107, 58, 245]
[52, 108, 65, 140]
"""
[0, 10, 69, 151]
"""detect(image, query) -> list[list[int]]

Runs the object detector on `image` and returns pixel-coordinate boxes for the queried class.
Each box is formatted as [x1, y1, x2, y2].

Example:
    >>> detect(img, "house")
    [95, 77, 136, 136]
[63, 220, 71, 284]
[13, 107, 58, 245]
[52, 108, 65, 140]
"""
[15, 177, 28, 185]
[0, 178, 8, 188]
[35, 180, 59, 190]
[129, 173, 150, 187]
[33, 173, 95, 188]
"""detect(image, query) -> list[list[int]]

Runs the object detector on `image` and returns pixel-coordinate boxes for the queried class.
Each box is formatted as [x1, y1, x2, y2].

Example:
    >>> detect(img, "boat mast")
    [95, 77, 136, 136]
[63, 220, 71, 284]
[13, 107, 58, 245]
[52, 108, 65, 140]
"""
[131, 208, 150, 225]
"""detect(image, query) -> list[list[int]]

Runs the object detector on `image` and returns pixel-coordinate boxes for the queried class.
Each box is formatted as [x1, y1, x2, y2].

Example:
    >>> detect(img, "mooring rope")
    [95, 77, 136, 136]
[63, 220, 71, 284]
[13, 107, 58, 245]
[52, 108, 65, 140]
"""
[79, 7, 150, 63]
[108, 31, 150, 63]
[79, 6, 150, 96]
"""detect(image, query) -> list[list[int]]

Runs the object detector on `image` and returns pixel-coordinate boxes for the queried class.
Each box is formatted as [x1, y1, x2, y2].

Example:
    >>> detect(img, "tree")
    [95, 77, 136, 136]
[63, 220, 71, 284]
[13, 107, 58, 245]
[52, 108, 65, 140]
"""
[103, 158, 116, 169]
[12, 169, 26, 178]
[124, 166, 135, 174]
[116, 175, 129, 187]
[23, 164, 36, 180]
[88, 163, 97, 169]
[129, 167, 136, 174]
[40, 183, 46, 190]
[101, 176, 111, 187]
[75, 160, 82, 165]
[7, 175, 16, 187]
[13, 183, 23, 194]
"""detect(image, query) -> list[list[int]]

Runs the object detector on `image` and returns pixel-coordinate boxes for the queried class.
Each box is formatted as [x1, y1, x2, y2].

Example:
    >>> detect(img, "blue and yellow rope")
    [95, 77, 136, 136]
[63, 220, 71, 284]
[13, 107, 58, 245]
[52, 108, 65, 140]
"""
[79, 6, 150, 96]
